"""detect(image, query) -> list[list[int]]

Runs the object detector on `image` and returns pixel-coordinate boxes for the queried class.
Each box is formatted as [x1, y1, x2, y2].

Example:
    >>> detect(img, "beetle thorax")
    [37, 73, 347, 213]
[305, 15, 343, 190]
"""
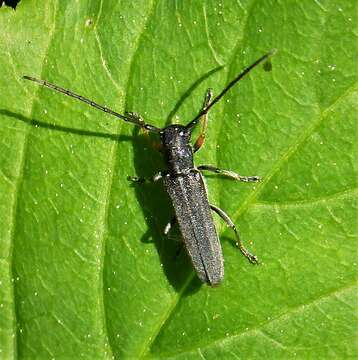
[161, 125, 194, 173]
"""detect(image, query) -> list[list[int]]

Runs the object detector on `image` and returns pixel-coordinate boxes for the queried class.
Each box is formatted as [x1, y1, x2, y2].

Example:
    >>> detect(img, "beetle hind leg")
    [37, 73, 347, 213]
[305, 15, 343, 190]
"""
[199, 165, 261, 182]
[210, 204, 259, 264]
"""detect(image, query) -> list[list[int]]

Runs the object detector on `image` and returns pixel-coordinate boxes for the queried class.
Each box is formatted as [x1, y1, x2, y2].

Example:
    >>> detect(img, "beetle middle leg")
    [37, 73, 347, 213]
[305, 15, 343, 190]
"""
[164, 216, 177, 236]
[210, 204, 258, 264]
[164, 217, 183, 258]
[164, 216, 182, 242]
[193, 89, 213, 152]
[198, 165, 261, 182]
[127, 171, 164, 184]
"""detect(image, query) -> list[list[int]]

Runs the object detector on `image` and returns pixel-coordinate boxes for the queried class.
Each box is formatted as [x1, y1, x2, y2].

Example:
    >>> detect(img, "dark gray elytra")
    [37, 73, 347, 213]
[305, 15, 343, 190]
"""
[23, 49, 276, 286]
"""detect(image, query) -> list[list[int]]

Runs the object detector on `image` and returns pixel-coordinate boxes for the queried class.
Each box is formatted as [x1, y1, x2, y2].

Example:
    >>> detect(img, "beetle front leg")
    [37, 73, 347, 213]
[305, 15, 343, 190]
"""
[210, 204, 259, 264]
[198, 165, 261, 182]
[127, 171, 164, 184]
[193, 89, 213, 152]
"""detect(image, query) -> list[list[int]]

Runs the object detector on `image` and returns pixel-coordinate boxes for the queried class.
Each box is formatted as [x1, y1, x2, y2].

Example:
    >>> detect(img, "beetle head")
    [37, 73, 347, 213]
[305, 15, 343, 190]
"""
[160, 125, 191, 148]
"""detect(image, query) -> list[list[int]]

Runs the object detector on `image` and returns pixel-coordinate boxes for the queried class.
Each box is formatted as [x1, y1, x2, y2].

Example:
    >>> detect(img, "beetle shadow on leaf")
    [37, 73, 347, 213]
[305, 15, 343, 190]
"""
[2, 64, 226, 293]
[165, 65, 223, 126]
[0, 108, 203, 293]
[0, 109, 128, 141]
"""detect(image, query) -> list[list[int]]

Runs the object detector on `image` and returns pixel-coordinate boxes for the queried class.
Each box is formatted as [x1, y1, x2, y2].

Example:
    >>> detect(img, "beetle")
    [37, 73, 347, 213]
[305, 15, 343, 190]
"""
[23, 49, 276, 286]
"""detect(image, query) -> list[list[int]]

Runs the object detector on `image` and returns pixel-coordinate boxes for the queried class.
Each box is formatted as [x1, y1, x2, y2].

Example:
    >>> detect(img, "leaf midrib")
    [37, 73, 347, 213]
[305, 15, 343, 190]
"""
[137, 1, 259, 357]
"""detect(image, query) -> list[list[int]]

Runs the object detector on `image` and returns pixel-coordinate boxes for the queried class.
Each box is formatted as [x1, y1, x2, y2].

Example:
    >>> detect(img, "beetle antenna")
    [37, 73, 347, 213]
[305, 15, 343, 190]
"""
[22, 76, 161, 133]
[186, 49, 277, 130]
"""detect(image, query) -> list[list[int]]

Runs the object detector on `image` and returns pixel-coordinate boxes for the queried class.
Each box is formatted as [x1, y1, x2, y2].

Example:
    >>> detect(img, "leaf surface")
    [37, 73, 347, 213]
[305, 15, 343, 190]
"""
[0, 1, 357, 359]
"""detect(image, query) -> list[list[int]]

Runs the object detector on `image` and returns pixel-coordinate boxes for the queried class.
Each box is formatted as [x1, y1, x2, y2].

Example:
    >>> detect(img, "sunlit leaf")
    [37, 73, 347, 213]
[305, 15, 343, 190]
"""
[0, 1, 357, 358]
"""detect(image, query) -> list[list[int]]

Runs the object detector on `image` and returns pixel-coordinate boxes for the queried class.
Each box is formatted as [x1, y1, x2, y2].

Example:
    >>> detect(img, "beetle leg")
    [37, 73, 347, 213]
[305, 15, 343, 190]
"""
[198, 165, 261, 182]
[210, 204, 259, 264]
[127, 171, 164, 184]
[164, 216, 177, 236]
[164, 217, 183, 245]
[193, 89, 213, 152]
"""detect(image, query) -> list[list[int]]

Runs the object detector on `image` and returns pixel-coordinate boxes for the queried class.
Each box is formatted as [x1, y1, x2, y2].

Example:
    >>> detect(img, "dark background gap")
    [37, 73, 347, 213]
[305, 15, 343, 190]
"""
[1, 0, 20, 10]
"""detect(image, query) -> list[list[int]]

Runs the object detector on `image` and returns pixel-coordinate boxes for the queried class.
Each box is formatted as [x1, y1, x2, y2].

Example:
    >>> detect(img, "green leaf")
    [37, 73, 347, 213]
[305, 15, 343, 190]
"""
[0, 1, 357, 359]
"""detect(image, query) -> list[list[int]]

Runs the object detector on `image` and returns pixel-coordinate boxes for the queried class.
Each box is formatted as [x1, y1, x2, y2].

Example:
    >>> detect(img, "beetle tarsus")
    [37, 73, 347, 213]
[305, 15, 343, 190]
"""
[236, 243, 259, 264]
[210, 204, 258, 265]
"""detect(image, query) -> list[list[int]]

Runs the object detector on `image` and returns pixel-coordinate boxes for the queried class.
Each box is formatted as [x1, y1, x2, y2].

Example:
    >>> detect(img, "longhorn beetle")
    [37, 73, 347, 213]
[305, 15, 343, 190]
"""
[23, 49, 276, 286]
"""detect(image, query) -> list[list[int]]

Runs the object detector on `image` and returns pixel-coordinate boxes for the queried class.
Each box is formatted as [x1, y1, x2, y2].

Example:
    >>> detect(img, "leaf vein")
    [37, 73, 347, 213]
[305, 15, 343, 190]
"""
[254, 187, 358, 208]
[159, 282, 357, 357]
[202, 3, 224, 66]
[94, 30, 122, 93]
[225, 81, 358, 233]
